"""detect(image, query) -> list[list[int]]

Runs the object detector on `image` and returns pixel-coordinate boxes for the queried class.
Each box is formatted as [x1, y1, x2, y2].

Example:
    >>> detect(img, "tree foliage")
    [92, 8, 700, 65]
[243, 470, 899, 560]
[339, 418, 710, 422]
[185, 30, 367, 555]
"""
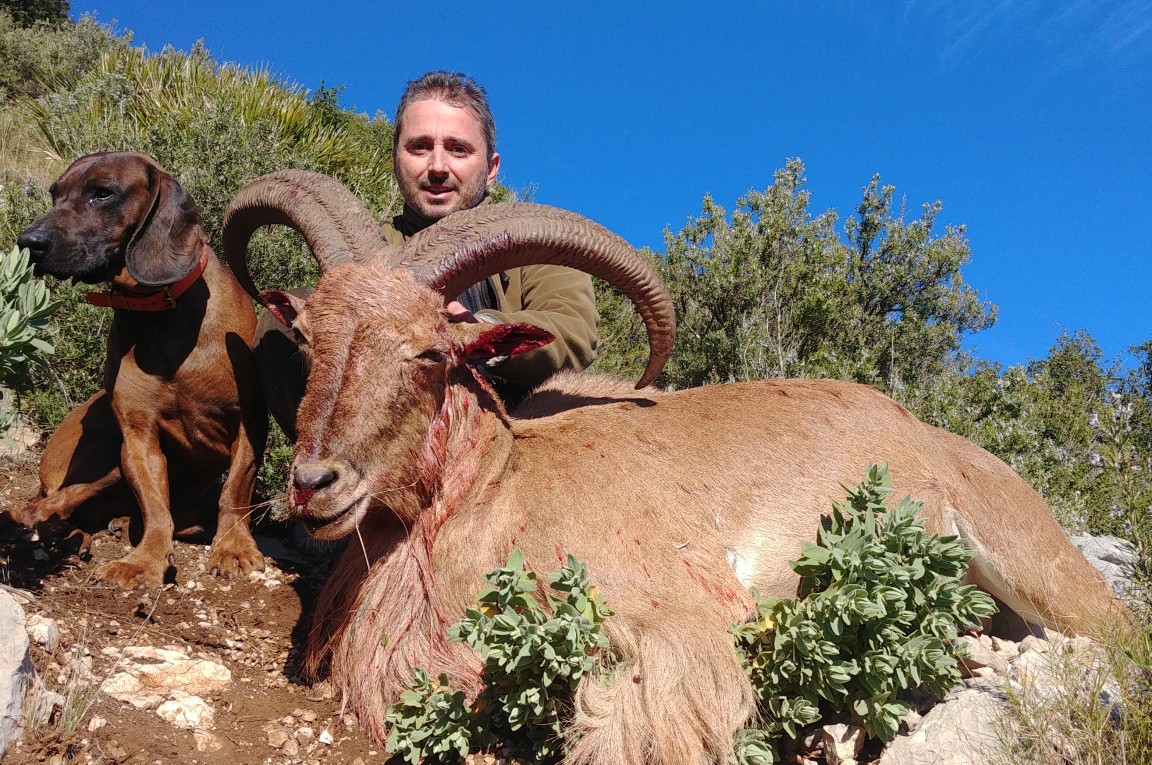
[0, 10, 120, 103]
[0, 0, 70, 29]
[594, 159, 996, 394]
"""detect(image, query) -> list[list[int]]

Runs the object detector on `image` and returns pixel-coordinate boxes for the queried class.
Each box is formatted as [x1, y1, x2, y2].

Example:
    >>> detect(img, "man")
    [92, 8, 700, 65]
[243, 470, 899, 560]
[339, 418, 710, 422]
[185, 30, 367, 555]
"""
[256, 71, 598, 438]
[382, 71, 598, 403]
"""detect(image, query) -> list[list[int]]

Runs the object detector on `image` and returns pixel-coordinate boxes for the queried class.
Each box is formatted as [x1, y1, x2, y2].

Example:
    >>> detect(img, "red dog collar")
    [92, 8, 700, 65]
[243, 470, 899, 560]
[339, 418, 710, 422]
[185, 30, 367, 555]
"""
[87, 245, 210, 311]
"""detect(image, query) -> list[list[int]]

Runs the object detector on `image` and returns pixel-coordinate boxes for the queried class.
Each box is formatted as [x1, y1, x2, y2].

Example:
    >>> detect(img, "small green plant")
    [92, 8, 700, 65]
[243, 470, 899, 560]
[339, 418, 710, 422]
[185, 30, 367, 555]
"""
[0, 244, 58, 433]
[385, 550, 612, 764]
[732, 463, 997, 753]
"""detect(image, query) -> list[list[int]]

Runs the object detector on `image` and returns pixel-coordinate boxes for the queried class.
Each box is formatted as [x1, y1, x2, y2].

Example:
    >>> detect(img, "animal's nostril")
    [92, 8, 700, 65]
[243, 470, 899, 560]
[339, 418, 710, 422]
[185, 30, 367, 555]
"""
[16, 228, 51, 259]
[293, 463, 338, 492]
[290, 463, 338, 510]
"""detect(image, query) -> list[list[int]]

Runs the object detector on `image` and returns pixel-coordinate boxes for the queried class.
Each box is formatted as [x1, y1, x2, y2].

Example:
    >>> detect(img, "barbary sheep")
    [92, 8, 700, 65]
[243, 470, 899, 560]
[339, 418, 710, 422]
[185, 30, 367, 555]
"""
[225, 171, 1127, 765]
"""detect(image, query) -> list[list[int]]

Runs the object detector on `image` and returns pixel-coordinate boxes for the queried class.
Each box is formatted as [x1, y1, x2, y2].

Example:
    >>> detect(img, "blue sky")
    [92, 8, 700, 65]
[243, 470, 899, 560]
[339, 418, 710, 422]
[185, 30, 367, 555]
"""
[73, 1, 1152, 371]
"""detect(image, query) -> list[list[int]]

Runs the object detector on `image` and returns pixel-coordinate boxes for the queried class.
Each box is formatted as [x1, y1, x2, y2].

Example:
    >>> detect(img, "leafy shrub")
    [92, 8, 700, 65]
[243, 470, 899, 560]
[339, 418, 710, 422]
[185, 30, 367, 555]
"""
[0, 244, 58, 432]
[731, 463, 997, 753]
[1090, 392, 1152, 612]
[384, 550, 611, 764]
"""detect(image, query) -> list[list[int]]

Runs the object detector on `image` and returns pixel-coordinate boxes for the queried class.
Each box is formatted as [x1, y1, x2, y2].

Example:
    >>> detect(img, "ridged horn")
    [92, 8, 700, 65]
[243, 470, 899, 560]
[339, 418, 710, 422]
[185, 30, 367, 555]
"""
[394, 202, 675, 389]
[222, 170, 392, 300]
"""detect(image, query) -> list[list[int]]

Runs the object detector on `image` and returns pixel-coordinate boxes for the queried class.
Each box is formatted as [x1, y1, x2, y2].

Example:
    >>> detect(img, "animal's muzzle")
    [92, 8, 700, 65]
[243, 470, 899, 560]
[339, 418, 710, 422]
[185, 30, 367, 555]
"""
[17, 226, 53, 265]
[290, 462, 338, 514]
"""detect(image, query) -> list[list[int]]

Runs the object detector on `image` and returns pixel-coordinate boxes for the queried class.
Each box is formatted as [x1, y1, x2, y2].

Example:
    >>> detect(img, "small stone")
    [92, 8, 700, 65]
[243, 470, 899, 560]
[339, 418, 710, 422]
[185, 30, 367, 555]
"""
[282, 739, 300, 756]
[87, 716, 107, 732]
[318, 729, 334, 745]
[193, 729, 222, 752]
[266, 728, 290, 748]
[155, 691, 214, 729]
[899, 709, 922, 733]
[293, 708, 318, 723]
[821, 723, 864, 765]
[955, 634, 1010, 675]
[990, 636, 1020, 659]
[26, 615, 60, 652]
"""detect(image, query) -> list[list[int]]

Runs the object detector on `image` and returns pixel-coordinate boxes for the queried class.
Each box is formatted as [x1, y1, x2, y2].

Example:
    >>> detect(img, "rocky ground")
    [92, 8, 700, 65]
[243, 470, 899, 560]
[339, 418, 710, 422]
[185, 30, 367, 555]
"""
[0, 450, 386, 765]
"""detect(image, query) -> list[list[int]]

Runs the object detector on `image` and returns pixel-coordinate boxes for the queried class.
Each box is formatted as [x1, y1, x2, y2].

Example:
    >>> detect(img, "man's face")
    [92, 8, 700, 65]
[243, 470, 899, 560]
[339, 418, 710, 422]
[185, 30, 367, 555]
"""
[394, 98, 500, 220]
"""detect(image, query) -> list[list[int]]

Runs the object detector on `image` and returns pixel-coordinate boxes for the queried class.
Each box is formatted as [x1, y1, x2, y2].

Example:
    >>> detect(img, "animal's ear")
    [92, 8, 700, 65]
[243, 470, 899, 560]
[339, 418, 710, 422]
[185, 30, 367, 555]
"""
[458, 322, 555, 362]
[259, 290, 308, 330]
[125, 162, 205, 286]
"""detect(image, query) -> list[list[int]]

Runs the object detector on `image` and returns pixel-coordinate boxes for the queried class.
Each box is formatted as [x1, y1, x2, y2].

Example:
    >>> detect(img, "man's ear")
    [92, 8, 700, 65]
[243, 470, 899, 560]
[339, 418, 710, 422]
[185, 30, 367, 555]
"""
[457, 322, 554, 362]
[260, 289, 308, 330]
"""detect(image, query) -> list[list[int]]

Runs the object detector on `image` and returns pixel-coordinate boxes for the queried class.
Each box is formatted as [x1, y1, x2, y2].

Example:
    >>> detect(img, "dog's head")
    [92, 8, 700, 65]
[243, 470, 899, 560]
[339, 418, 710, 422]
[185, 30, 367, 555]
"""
[17, 151, 206, 286]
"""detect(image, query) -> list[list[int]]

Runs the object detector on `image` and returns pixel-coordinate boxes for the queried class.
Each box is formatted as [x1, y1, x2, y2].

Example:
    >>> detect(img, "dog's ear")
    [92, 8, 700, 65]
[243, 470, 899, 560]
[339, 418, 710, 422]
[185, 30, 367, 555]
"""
[125, 163, 206, 286]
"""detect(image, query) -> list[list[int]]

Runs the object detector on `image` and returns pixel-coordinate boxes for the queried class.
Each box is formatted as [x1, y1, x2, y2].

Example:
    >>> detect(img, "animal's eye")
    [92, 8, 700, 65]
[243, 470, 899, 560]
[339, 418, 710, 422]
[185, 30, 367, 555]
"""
[415, 348, 446, 365]
[90, 186, 115, 201]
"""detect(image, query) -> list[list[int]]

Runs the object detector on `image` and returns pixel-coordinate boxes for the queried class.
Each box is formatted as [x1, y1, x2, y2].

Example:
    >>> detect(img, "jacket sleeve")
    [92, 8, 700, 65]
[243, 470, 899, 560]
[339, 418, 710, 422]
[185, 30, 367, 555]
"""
[478, 264, 598, 387]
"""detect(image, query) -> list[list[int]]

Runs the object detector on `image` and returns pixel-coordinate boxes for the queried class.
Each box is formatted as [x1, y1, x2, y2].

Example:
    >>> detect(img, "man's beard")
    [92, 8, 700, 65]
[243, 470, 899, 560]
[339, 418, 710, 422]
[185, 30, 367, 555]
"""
[400, 173, 487, 221]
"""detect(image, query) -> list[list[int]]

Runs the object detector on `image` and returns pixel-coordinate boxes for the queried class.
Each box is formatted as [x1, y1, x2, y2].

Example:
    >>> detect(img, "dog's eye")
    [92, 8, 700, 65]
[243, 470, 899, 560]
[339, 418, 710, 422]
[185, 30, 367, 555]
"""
[90, 186, 115, 201]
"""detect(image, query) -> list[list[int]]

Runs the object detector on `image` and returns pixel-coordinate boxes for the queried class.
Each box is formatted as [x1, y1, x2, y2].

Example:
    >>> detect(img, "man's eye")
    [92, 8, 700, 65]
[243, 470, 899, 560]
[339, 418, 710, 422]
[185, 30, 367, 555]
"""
[449, 145, 470, 157]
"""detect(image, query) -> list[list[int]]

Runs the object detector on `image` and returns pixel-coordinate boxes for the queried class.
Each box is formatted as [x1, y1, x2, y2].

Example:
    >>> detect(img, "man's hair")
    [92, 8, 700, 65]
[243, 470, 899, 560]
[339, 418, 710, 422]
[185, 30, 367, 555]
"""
[393, 71, 497, 161]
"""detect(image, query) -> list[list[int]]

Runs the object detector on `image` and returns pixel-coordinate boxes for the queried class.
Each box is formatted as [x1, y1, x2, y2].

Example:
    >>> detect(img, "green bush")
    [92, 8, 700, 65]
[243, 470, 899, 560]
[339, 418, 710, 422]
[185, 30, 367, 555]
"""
[731, 463, 997, 754]
[384, 550, 611, 764]
[0, 244, 58, 433]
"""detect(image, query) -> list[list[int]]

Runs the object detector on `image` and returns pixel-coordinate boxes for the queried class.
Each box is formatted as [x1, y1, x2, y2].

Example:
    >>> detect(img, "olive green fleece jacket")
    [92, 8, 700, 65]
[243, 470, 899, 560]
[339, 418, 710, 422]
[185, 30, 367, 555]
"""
[380, 199, 599, 391]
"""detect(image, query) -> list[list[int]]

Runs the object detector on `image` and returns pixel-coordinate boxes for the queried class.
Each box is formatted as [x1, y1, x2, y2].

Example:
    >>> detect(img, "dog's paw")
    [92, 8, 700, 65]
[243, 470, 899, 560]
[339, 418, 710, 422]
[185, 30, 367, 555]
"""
[96, 551, 173, 589]
[9, 501, 48, 529]
[208, 538, 266, 579]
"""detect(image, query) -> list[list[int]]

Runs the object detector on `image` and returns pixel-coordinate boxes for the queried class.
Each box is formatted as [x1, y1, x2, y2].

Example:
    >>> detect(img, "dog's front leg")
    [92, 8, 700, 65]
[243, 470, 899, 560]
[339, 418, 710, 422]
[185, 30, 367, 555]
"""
[209, 418, 265, 578]
[97, 424, 175, 587]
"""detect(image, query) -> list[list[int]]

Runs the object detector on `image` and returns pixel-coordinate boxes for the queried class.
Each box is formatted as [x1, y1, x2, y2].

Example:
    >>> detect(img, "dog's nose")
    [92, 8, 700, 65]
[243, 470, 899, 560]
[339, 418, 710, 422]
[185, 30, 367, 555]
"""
[16, 228, 51, 261]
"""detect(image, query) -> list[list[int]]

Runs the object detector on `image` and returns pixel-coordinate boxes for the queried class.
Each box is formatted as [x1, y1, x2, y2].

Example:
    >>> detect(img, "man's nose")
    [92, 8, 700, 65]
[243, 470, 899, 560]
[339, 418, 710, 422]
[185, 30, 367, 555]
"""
[428, 145, 449, 173]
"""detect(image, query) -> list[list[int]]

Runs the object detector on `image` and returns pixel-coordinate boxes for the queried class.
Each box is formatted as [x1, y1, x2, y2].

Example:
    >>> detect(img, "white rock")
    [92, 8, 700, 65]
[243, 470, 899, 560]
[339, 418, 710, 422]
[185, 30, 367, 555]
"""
[955, 635, 1010, 675]
[193, 729, 222, 752]
[822, 723, 865, 765]
[26, 615, 60, 652]
[155, 691, 214, 729]
[318, 729, 335, 745]
[101, 650, 230, 701]
[0, 590, 33, 759]
[87, 715, 108, 732]
[989, 637, 1019, 660]
[266, 728, 291, 748]
[877, 685, 1006, 765]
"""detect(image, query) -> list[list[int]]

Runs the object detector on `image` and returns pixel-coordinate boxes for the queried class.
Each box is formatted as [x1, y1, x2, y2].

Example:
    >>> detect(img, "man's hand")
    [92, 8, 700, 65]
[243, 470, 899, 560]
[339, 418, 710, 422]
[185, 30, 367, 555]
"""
[446, 300, 478, 323]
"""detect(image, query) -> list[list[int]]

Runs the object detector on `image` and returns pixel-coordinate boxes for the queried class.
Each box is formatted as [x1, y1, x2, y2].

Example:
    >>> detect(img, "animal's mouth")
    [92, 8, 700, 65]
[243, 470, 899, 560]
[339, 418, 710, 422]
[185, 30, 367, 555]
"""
[297, 490, 369, 541]
[32, 252, 116, 284]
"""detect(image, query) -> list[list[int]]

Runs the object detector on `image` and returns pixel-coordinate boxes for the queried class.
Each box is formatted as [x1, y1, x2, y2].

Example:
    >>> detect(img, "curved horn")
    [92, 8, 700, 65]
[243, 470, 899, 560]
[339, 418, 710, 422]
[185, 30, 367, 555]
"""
[394, 202, 675, 389]
[222, 170, 392, 300]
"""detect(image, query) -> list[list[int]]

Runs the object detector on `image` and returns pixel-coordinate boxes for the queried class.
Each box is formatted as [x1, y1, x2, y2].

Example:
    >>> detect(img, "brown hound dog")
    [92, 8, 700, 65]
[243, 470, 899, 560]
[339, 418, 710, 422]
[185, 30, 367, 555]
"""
[13, 151, 267, 587]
